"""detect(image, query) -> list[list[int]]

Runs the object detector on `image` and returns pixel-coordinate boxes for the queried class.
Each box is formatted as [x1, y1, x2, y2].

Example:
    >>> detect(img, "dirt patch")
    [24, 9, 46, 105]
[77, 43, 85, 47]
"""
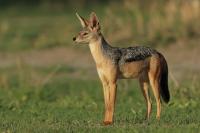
[0, 43, 199, 82]
[0, 47, 94, 68]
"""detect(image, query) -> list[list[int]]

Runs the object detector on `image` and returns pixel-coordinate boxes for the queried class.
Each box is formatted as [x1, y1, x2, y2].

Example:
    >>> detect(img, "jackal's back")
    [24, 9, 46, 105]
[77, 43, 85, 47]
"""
[101, 44, 158, 65]
[119, 46, 157, 63]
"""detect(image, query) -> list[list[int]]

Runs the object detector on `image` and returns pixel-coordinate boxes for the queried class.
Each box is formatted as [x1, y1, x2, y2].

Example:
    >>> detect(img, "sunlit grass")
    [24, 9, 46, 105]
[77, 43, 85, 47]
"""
[0, 64, 199, 132]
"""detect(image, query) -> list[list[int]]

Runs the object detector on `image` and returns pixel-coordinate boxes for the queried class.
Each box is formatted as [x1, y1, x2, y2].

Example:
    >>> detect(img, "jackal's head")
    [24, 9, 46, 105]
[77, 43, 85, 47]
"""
[73, 12, 101, 44]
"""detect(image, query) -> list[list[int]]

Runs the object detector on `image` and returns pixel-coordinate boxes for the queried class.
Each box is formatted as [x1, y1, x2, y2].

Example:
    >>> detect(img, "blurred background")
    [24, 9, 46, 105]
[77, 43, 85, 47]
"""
[0, 0, 199, 87]
[0, 0, 200, 131]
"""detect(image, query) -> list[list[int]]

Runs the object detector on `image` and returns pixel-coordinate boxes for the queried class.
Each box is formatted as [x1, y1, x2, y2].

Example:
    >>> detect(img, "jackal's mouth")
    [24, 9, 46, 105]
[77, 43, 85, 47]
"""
[73, 38, 89, 44]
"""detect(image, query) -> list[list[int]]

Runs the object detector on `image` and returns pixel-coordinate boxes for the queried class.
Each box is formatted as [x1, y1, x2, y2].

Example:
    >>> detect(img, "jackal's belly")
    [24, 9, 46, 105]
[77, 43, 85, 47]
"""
[118, 60, 149, 79]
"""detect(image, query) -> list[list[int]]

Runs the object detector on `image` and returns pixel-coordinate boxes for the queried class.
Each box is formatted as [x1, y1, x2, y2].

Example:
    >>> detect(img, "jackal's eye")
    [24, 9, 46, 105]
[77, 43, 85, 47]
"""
[83, 32, 88, 36]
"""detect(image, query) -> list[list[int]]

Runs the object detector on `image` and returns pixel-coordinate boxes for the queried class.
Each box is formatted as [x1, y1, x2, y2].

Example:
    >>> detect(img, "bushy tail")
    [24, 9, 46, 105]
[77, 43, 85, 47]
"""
[158, 53, 170, 103]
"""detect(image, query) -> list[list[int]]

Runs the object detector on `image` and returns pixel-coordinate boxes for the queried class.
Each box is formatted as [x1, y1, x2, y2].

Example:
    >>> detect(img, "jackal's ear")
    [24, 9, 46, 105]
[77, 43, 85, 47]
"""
[89, 12, 100, 31]
[76, 13, 89, 28]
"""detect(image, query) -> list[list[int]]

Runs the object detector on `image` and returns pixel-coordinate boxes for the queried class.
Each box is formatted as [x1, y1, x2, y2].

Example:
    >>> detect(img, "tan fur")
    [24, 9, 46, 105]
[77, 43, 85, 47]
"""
[119, 59, 149, 79]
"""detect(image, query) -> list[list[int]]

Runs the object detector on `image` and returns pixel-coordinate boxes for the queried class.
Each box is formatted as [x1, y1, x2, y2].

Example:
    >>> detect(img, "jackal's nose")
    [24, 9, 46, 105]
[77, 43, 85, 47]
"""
[73, 37, 76, 41]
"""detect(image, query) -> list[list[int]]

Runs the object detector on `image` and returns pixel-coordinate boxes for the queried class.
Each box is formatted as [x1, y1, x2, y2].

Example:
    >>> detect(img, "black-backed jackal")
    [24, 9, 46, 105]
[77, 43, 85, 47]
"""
[73, 12, 170, 125]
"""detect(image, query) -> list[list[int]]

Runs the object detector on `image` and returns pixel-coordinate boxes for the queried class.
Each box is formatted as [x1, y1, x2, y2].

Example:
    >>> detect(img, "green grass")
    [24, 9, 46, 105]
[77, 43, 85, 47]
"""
[0, 71, 200, 132]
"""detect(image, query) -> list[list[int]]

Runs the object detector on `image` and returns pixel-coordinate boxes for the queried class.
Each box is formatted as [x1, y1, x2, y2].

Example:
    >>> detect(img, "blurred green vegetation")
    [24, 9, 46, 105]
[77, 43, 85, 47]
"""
[0, 0, 199, 51]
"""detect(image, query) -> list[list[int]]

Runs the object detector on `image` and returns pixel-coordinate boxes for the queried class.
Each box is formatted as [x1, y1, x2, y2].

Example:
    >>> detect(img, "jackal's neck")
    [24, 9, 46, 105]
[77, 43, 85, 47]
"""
[89, 34, 111, 64]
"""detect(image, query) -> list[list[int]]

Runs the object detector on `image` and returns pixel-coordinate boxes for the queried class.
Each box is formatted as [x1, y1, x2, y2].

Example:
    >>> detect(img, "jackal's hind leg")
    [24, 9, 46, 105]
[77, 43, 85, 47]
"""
[139, 79, 152, 120]
[149, 72, 161, 120]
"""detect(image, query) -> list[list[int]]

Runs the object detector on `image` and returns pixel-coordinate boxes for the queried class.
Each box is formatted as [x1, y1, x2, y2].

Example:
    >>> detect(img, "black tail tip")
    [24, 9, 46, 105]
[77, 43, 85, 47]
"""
[163, 95, 170, 103]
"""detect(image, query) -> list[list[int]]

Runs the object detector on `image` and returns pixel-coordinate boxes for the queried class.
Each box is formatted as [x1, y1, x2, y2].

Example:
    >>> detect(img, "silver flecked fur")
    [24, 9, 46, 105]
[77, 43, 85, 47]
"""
[101, 38, 157, 65]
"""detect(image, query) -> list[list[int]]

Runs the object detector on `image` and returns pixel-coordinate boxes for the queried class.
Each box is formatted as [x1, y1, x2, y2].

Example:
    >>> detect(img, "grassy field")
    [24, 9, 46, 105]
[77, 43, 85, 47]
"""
[0, 72, 200, 132]
[0, 1, 200, 132]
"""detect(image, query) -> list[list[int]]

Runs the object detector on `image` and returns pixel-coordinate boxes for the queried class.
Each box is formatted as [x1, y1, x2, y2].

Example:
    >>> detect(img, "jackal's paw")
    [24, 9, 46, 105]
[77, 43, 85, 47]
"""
[103, 121, 113, 126]
[156, 116, 160, 120]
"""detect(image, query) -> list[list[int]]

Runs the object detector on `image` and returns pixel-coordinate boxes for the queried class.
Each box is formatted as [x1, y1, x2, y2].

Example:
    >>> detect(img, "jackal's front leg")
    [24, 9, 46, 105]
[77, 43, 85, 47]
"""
[102, 81, 117, 125]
